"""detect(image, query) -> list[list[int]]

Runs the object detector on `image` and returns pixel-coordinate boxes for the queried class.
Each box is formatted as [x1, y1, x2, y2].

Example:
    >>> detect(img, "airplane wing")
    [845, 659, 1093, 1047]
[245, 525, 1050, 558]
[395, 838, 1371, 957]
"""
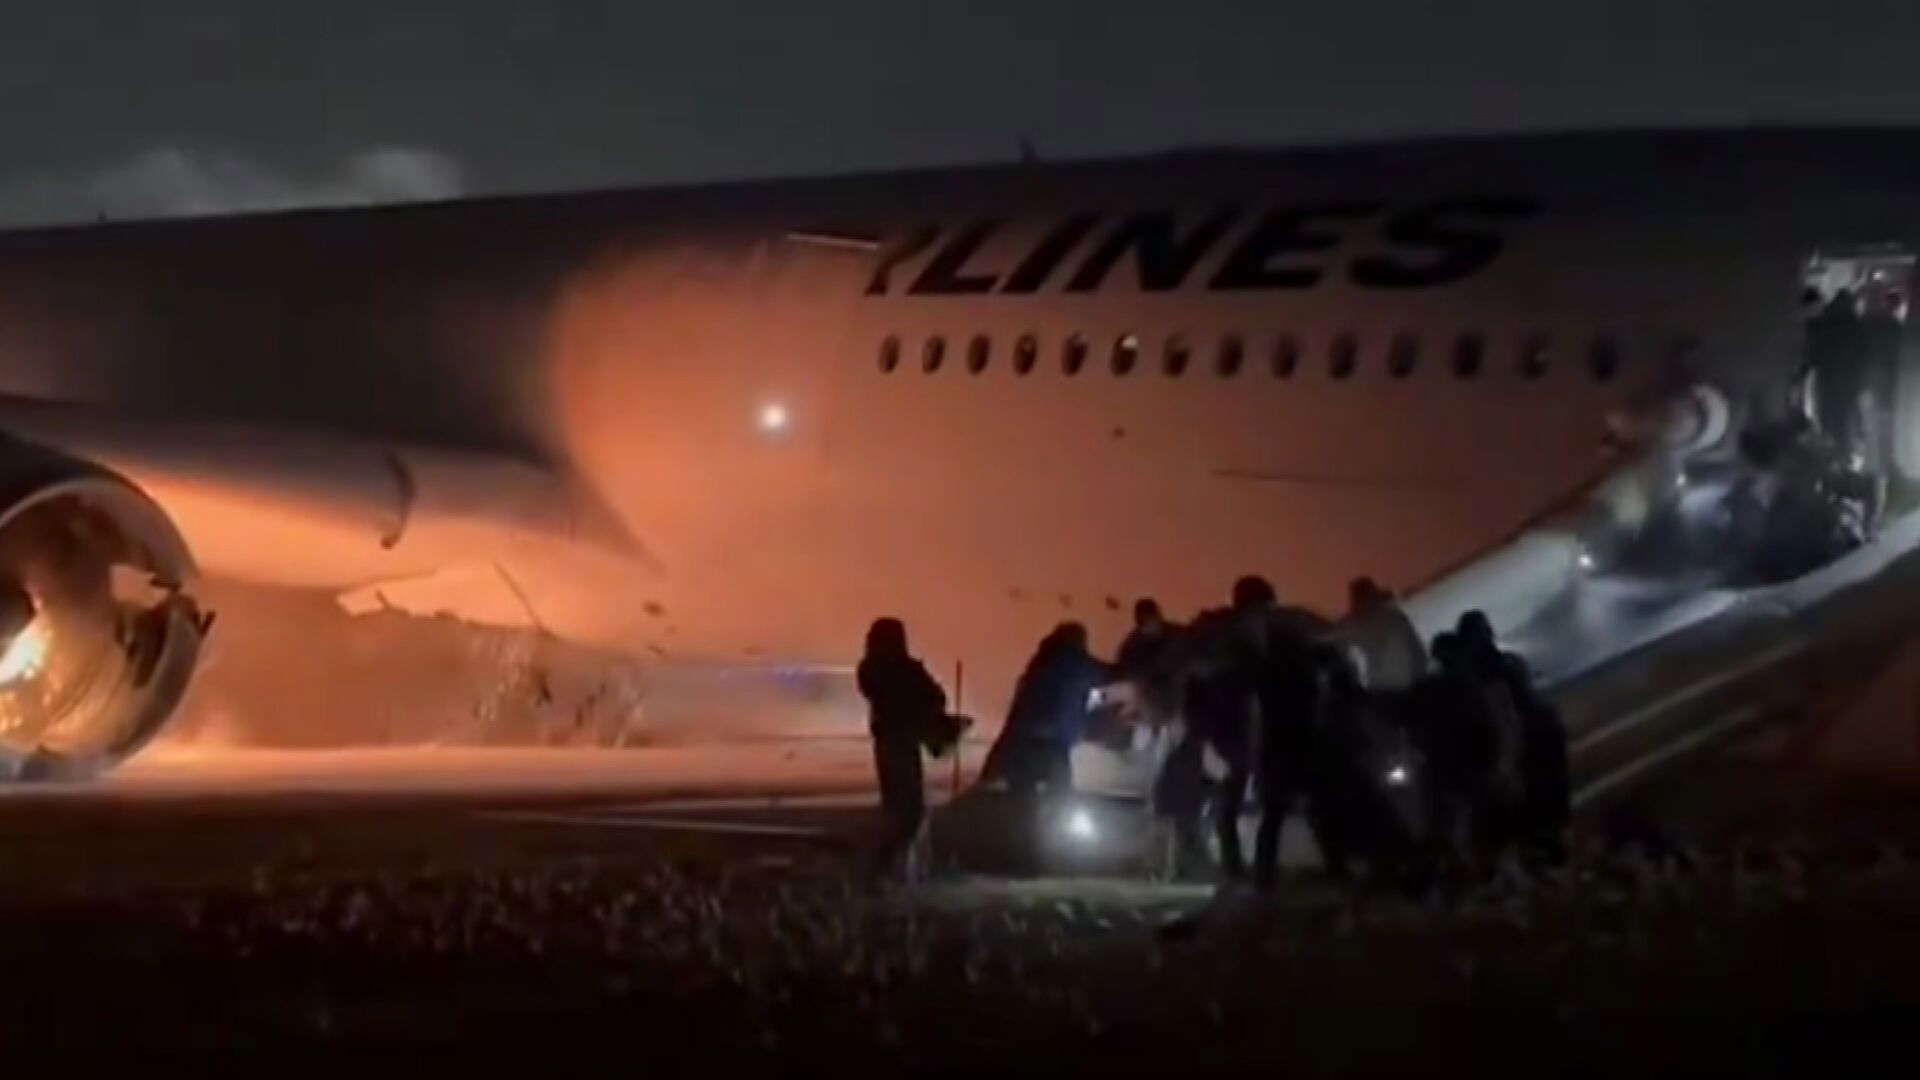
[0, 395, 653, 632]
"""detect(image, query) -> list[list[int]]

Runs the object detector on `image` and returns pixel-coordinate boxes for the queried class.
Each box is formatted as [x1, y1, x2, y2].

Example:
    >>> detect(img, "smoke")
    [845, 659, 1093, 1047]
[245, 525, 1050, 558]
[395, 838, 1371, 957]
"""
[0, 146, 466, 227]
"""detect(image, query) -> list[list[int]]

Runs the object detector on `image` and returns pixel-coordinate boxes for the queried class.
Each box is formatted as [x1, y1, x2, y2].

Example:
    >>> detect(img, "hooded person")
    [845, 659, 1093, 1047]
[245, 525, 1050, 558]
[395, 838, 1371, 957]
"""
[978, 622, 1109, 795]
[857, 618, 947, 877]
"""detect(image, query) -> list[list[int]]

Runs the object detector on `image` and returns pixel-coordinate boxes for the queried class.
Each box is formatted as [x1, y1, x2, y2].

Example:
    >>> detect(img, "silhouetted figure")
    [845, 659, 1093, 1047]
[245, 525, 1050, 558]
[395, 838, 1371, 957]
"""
[1860, 290, 1906, 517]
[1117, 597, 1173, 691]
[1146, 579, 1267, 880]
[1145, 622, 1228, 879]
[1455, 611, 1567, 865]
[1325, 576, 1427, 692]
[857, 618, 946, 878]
[1116, 598, 1181, 736]
[1810, 289, 1870, 461]
[1348, 577, 1391, 614]
[1297, 644, 1364, 879]
[1308, 651, 1426, 884]
[1208, 575, 1293, 884]
[1517, 698, 1572, 866]
[1409, 632, 1496, 871]
[1249, 610, 1340, 887]
[979, 622, 1108, 795]
[1455, 613, 1524, 848]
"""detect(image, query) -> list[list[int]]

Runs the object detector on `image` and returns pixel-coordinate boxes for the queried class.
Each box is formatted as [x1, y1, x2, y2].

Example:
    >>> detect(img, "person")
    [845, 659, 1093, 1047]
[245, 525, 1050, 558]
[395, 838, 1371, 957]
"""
[856, 618, 946, 879]
[1455, 610, 1567, 866]
[978, 622, 1108, 795]
[1859, 289, 1906, 519]
[1146, 580, 1267, 881]
[1322, 576, 1427, 692]
[1406, 632, 1495, 874]
[1209, 575, 1307, 886]
[1112, 599, 1181, 750]
[1517, 690, 1571, 867]
[1111, 597, 1185, 800]
[1296, 645, 1364, 879]
[1808, 288, 1870, 462]
[1116, 598, 1178, 723]
[1308, 649, 1426, 885]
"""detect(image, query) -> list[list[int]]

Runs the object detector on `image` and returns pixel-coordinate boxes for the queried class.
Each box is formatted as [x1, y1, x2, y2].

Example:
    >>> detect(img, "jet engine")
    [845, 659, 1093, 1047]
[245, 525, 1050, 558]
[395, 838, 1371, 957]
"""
[0, 440, 207, 781]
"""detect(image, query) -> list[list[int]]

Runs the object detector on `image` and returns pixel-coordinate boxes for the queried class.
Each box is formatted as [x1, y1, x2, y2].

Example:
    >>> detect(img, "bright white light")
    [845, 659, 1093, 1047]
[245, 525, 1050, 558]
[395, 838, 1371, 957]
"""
[1578, 552, 1597, 571]
[0, 620, 48, 685]
[757, 402, 790, 434]
[1063, 806, 1098, 843]
[1385, 763, 1410, 787]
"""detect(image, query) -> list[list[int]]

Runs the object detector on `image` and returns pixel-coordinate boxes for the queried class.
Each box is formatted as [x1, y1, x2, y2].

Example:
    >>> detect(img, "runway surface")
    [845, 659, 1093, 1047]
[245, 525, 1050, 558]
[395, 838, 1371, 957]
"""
[0, 745, 891, 900]
[2, 746, 1919, 1066]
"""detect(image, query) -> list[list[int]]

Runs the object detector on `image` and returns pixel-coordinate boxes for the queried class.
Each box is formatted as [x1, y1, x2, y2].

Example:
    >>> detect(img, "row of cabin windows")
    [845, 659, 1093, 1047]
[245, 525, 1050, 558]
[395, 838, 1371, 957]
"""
[876, 331, 1658, 383]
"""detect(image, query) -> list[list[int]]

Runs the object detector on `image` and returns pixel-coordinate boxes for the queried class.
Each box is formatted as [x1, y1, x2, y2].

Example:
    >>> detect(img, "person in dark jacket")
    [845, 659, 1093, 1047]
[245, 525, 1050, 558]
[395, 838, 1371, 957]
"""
[1117, 598, 1173, 677]
[1456, 611, 1568, 865]
[1142, 581, 1262, 879]
[1116, 598, 1179, 729]
[1204, 576, 1286, 883]
[1243, 602, 1331, 887]
[979, 622, 1109, 794]
[857, 618, 946, 877]
[1809, 289, 1869, 460]
[1407, 632, 1493, 873]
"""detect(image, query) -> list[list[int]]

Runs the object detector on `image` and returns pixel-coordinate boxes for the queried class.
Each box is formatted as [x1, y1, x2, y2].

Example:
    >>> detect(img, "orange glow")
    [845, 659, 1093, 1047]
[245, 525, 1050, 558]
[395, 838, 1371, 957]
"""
[0, 618, 48, 685]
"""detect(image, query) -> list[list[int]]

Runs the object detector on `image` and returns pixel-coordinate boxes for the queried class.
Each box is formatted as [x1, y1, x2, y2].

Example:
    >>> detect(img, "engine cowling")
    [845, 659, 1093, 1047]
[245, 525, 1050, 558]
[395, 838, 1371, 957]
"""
[0, 440, 206, 781]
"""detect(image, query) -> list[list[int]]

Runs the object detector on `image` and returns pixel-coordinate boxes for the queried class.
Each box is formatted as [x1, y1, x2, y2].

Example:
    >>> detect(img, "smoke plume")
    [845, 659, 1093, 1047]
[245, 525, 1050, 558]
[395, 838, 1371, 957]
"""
[0, 146, 465, 227]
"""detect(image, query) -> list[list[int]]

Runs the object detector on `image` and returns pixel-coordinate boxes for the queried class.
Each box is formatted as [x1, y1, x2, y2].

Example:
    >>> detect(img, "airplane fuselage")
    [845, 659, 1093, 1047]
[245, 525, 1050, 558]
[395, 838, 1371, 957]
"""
[0, 128, 1915, 726]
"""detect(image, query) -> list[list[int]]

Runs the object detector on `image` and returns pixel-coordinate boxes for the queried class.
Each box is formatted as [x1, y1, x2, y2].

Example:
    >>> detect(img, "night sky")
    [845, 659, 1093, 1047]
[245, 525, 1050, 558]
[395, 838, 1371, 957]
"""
[2, 1, 1919, 224]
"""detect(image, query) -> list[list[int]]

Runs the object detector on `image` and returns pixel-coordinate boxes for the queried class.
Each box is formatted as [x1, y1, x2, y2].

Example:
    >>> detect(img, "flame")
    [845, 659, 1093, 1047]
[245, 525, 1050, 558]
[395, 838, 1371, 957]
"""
[0, 619, 48, 684]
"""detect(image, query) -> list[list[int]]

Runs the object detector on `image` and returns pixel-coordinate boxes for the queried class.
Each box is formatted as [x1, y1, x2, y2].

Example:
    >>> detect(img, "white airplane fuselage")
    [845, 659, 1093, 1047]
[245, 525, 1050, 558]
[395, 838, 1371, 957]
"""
[0, 128, 1914, 733]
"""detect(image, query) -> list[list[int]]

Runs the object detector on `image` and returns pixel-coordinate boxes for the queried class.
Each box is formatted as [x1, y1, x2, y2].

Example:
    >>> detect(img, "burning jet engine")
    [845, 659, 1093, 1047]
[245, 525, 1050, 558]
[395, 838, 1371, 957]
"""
[0, 440, 207, 781]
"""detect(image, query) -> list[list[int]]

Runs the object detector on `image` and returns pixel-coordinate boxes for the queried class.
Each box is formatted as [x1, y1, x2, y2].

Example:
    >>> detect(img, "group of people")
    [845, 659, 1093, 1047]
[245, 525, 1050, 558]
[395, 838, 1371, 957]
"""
[855, 574, 1571, 888]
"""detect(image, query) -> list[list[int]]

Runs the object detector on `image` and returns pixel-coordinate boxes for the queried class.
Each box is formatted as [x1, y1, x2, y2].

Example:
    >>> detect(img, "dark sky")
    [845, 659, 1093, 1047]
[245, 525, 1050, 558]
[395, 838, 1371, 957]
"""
[3, 1, 1920, 223]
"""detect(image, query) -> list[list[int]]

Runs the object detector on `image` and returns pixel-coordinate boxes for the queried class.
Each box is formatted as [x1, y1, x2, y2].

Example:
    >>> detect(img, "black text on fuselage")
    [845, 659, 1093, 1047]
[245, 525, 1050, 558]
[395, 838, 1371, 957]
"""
[864, 198, 1537, 297]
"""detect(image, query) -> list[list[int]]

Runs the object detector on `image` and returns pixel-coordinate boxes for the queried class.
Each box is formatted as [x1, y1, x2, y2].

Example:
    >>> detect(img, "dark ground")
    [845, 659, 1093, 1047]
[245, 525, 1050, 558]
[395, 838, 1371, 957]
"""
[3, 760, 1920, 1069]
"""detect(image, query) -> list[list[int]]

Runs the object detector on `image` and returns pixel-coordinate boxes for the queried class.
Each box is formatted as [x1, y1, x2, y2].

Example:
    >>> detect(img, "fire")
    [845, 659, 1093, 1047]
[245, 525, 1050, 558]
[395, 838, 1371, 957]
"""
[0, 619, 49, 685]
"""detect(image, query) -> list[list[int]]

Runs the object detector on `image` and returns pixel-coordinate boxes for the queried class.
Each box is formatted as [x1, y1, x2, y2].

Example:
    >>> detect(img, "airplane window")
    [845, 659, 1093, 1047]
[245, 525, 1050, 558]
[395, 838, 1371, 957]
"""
[1329, 333, 1358, 380]
[1273, 335, 1300, 378]
[966, 334, 991, 375]
[1218, 335, 1245, 377]
[1590, 336, 1621, 381]
[1452, 333, 1485, 379]
[1064, 333, 1089, 375]
[879, 336, 901, 374]
[1164, 335, 1192, 377]
[1520, 333, 1550, 379]
[923, 336, 946, 373]
[1113, 333, 1139, 376]
[1014, 334, 1039, 375]
[1387, 334, 1418, 379]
